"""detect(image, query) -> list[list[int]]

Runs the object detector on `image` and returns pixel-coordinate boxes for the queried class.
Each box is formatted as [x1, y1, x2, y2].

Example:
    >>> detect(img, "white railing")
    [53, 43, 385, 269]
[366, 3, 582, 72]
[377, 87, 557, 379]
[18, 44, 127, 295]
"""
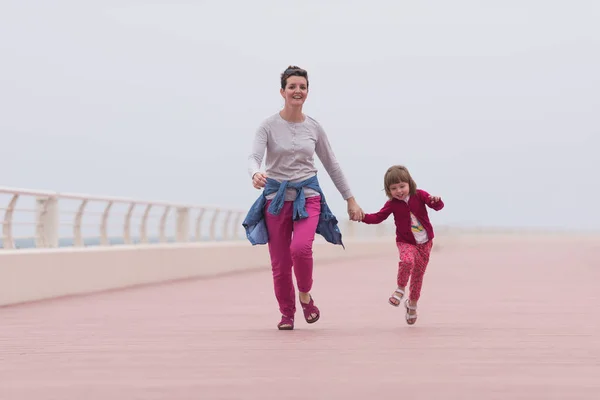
[0, 186, 247, 250]
[0, 186, 397, 250]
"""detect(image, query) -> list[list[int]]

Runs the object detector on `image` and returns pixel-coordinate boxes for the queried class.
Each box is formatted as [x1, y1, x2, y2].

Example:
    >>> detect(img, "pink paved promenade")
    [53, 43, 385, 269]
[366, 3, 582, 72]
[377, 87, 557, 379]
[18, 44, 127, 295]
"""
[1, 237, 599, 399]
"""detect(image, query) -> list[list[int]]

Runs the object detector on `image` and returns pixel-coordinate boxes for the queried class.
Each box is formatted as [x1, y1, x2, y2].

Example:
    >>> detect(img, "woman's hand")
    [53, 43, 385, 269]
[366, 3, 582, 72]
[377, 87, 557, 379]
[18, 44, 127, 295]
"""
[252, 172, 267, 189]
[346, 197, 364, 221]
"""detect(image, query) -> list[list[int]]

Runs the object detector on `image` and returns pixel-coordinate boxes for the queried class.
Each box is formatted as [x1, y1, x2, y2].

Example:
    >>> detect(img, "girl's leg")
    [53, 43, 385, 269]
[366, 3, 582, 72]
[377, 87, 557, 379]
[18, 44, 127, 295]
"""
[265, 200, 295, 323]
[408, 240, 434, 302]
[393, 242, 417, 305]
[404, 240, 434, 324]
[290, 196, 321, 322]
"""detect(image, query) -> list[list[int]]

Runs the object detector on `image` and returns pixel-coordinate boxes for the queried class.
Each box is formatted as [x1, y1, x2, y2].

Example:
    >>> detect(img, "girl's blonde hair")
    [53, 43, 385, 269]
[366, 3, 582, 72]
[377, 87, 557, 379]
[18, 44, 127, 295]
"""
[384, 165, 417, 199]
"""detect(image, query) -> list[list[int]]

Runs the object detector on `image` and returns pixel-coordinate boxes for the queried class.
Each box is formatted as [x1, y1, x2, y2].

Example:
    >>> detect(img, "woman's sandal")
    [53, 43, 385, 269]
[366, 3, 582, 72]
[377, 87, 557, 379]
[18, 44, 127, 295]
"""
[389, 287, 405, 307]
[404, 298, 418, 325]
[277, 315, 294, 330]
[300, 295, 320, 324]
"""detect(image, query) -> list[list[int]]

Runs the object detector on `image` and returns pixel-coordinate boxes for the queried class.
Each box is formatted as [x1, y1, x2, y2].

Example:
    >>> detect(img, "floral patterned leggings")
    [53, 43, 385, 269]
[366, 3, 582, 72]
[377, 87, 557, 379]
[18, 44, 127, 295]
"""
[396, 240, 433, 302]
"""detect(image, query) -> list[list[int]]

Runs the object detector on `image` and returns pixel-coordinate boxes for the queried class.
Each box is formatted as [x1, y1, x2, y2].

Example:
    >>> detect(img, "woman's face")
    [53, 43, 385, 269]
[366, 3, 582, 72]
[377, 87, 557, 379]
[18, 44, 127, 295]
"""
[280, 76, 308, 108]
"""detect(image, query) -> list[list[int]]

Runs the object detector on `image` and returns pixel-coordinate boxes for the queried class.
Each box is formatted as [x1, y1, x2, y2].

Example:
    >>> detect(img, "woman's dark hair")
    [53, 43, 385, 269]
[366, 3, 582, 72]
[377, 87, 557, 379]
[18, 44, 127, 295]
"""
[280, 65, 309, 89]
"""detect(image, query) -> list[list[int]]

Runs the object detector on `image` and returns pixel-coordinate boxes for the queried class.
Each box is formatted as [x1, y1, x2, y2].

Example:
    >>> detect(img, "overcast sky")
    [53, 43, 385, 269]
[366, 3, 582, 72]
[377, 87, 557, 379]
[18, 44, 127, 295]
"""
[1, 0, 598, 232]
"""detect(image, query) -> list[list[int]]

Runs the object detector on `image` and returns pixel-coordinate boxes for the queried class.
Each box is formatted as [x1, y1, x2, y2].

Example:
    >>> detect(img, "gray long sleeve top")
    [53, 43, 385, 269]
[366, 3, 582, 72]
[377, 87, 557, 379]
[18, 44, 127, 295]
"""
[248, 113, 353, 201]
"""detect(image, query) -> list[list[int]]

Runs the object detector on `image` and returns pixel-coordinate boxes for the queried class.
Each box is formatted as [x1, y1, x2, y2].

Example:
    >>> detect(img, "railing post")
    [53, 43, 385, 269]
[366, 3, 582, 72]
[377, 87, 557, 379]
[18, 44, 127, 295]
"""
[73, 199, 88, 247]
[140, 204, 152, 244]
[159, 206, 171, 243]
[176, 207, 190, 242]
[233, 212, 243, 240]
[2, 194, 19, 249]
[100, 202, 113, 246]
[210, 209, 220, 241]
[194, 209, 205, 241]
[124, 203, 135, 245]
[35, 196, 59, 248]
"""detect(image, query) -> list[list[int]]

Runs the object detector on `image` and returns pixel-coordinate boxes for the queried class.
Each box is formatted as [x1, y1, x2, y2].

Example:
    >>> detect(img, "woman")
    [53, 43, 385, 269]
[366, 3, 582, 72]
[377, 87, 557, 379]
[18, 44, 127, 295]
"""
[243, 65, 364, 330]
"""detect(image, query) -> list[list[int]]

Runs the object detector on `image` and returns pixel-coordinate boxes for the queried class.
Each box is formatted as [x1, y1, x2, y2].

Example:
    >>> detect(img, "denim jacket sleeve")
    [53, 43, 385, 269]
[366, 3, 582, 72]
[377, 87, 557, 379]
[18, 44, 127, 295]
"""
[241, 194, 269, 245]
[315, 200, 344, 249]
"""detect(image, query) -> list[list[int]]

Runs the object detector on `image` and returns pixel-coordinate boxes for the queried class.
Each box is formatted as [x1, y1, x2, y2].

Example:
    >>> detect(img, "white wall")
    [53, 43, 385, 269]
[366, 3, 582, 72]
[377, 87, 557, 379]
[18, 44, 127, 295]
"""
[0, 238, 397, 306]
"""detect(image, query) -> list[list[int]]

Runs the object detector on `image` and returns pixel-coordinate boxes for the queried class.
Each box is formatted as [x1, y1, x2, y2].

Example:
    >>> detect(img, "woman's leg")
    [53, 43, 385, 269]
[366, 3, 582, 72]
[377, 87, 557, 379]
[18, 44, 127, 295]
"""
[265, 200, 295, 320]
[290, 196, 321, 321]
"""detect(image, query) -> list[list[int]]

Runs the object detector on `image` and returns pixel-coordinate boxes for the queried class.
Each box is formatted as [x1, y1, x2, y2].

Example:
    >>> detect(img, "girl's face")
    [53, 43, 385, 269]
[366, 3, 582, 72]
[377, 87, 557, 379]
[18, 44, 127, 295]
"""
[388, 181, 410, 201]
[280, 76, 308, 108]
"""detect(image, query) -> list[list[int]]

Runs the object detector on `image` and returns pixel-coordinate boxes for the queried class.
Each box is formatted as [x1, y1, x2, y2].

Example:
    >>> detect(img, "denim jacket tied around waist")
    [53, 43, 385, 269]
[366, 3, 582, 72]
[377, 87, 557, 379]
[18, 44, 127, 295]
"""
[242, 175, 344, 248]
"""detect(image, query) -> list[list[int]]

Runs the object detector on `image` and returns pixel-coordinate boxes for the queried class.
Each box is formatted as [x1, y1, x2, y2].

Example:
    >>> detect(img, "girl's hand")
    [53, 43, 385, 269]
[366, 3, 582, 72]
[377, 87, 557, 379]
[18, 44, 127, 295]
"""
[252, 173, 267, 189]
[430, 196, 441, 203]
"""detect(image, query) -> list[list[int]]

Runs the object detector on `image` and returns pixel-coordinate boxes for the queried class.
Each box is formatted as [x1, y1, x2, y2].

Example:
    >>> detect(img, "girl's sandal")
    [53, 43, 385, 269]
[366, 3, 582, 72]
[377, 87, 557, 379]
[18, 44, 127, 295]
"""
[404, 299, 418, 325]
[389, 287, 405, 307]
[277, 315, 294, 330]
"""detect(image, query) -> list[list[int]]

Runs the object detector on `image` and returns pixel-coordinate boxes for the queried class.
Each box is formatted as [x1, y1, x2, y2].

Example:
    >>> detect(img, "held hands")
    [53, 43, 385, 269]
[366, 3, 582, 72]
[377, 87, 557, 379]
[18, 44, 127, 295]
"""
[347, 197, 364, 222]
[252, 172, 267, 189]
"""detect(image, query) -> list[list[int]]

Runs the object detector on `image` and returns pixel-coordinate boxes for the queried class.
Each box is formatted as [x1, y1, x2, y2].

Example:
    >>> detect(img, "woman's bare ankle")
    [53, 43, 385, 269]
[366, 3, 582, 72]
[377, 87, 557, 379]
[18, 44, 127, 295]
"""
[299, 291, 310, 304]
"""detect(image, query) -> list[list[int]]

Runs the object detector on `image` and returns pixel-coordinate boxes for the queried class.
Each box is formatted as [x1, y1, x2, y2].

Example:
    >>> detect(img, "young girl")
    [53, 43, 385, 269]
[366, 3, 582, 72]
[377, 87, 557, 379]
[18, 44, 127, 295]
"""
[359, 165, 444, 325]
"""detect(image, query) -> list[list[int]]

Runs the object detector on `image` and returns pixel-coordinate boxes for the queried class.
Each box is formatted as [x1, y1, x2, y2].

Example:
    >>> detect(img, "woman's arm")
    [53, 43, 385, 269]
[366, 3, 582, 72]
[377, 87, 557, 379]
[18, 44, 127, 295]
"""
[248, 124, 268, 187]
[314, 121, 364, 220]
[314, 121, 353, 200]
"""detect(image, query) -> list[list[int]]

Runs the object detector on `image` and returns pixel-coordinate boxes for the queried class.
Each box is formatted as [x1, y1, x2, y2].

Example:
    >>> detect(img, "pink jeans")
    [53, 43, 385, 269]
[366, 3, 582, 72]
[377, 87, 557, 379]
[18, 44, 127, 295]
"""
[397, 240, 434, 302]
[265, 196, 321, 318]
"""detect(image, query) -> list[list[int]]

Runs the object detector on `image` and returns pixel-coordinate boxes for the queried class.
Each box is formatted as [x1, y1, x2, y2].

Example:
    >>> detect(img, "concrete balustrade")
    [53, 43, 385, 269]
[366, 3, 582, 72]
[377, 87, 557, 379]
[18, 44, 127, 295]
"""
[0, 237, 398, 306]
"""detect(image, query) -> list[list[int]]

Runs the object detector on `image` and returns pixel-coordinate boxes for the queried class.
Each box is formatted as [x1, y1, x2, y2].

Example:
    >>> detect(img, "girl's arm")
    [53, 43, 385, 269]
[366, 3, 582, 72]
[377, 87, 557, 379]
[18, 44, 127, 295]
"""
[362, 201, 393, 224]
[417, 189, 444, 211]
